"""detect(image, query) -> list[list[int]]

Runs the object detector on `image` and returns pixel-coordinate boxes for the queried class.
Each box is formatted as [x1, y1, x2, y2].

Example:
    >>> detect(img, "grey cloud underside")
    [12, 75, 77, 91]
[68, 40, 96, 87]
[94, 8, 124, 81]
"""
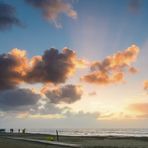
[0, 87, 65, 114]
[0, 88, 40, 111]
[45, 84, 83, 104]
[0, 2, 22, 30]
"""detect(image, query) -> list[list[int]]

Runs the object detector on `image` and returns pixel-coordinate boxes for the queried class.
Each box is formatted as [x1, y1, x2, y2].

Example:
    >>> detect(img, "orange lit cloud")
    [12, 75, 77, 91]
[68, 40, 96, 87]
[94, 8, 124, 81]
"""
[0, 48, 28, 90]
[128, 103, 148, 114]
[81, 71, 124, 85]
[144, 80, 148, 91]
[0, 45, 139, 89]
[127, 103, 148, 118]
[0, 47, 87, 90]
[81, 45, 139, 85]
[9, 48, 28, 75]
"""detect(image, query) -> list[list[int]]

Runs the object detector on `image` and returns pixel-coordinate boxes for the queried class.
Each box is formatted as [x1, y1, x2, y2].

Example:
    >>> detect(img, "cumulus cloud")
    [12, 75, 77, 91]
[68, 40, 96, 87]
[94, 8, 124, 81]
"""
[81, 45, 139, 85]
[44, 84, 83, 104]
[25, 48, 84, 84]
[0, 86, 68, 117]
[0, 47, 85, 114]
[0, 47, 86, 90]
[25, 0, 77, 28]
[0, 2, 22, 30]
[0, 48, 28, 90]
[0, 47, 85, 116]
[0, 88, 41, 111]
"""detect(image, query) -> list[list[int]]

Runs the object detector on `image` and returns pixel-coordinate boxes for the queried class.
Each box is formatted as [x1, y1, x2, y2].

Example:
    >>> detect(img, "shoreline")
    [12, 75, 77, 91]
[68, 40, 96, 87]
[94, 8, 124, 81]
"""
[1, 132, 148, 138]
[2, 128, 148, 137]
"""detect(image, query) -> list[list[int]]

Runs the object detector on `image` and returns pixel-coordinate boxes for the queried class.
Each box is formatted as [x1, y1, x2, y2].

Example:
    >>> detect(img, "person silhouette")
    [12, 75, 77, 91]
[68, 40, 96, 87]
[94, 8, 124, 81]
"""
[10, 128, 13, 133]
[18, 129, 20, 133]
[22, 128, 26, 134]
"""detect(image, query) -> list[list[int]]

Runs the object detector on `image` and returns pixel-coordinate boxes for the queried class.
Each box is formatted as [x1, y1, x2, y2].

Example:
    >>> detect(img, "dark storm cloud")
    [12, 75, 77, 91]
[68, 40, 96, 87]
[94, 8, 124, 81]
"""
[0, 49, 28, 90]
[26, 48, 77, 84]
[0, 88, 41, 111]
[0, 2, 22, 30]
[44, 84, 83, 104]
[25, 0, 77, 28]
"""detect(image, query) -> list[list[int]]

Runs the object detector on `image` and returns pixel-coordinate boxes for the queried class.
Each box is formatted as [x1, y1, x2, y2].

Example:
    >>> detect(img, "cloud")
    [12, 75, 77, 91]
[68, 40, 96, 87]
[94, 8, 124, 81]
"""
[81, 45, 139, 85]
[25, 48, 83, 84]
[30, 98, 63, 115]
[16, 112, 65, 119]
[0, 48, 28, 90]
[127, 103, 148, 118]
[25, 0, 77, 28]
[44, 84, 83, 104]
[0, 86, 68, 117]
[65, 110, 100, 118]
[82, 71, 124, 85]
[88, 91, 97, 96]
[0, 88, 41, 111]
[128, 67, 138, 74]
[128, 0, 142, 14]
[0, 47, 86, 90]
[144, 80, 148, 92]
[0, 2, 22, 30]
[0, 47, 86, 116]
[128, 103, 148, 113]
[25, 114, 65, 119]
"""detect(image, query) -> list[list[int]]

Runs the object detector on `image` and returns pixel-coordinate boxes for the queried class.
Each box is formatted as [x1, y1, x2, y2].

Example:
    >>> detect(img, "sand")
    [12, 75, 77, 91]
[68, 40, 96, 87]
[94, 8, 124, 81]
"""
[1, 133, 148, 148]
[0, 137, 65, 148]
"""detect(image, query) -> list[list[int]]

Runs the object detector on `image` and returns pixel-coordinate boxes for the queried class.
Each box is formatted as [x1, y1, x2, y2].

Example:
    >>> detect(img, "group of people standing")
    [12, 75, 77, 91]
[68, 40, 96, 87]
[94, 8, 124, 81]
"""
[10, 128, 26, 134]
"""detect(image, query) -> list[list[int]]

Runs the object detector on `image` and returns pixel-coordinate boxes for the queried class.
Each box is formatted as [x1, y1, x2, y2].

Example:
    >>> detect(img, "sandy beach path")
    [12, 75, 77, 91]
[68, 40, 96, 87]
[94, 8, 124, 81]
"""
[0, 137, 79, 148]
[6, 136, 81, 147]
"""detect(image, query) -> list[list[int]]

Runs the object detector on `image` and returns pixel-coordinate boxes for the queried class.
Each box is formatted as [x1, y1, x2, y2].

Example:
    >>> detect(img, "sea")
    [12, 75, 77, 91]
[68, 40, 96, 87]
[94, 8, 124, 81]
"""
[21, 128, 148, 137]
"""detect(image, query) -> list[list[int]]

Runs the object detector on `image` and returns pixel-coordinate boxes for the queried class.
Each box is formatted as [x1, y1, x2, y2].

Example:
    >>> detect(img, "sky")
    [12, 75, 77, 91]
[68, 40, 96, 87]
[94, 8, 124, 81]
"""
[0, 0, 148, 129]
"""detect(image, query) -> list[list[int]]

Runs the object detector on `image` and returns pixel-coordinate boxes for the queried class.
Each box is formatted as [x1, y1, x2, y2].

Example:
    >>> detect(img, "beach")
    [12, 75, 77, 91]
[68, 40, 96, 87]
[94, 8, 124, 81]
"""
[0, 137, 63, 148]
[1, 133, 148, 148]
